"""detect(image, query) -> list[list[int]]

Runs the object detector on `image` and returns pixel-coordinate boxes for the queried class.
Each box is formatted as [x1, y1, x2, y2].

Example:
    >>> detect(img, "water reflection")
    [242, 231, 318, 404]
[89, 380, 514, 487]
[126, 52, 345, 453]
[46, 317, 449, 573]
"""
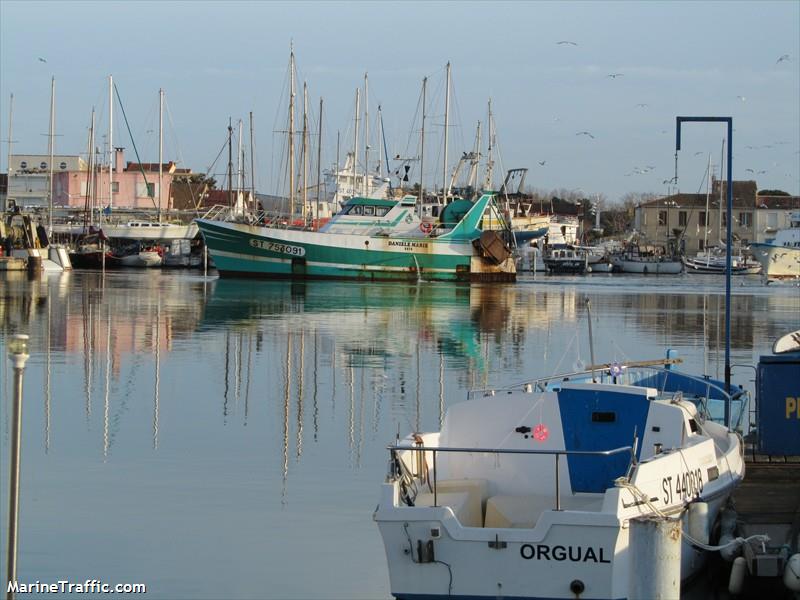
[0, 271, 797, 599]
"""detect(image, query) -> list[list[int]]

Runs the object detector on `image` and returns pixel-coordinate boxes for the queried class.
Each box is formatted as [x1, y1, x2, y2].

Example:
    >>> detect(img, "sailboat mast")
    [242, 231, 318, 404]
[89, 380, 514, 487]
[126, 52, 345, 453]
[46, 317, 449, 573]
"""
[227, 118, 233, 209]
[158, 88, 163, 224]
[108, 75, 113, 219]
[418, 77, 426, 210]
[703, 153, 711, 261]
[289, 47, 296, 219]
[363, 72, 369, 196]
[6, 93, 12, 178]
[377, 105, 384, 179]
[484, 98, 494, 191]
[302, 82, 308, 222]
[47, 76, 55, 239]
[442, 62, 450, 204]
[353, 88, 360, 200]
[335, 130, 340, 204]
[316, 96, 323, 228]
[237, 119, 244, 196]
[88, 108, 96, 228]
[249, 111, 255, 210]
[718, 138, 725, 245]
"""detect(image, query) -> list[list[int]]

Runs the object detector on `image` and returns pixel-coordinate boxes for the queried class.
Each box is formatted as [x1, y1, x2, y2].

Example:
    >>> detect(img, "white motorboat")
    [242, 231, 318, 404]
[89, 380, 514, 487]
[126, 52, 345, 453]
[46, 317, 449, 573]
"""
[750, 211, 800, 280]
[118, 249, 163, 268]
[614, 245, 683, 274]
[375, 358, 748, 599]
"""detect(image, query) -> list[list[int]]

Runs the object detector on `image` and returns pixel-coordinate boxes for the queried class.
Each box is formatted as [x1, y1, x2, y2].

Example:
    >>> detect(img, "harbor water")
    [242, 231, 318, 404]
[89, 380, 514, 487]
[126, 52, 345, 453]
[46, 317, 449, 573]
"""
[1, 271, 798, 598]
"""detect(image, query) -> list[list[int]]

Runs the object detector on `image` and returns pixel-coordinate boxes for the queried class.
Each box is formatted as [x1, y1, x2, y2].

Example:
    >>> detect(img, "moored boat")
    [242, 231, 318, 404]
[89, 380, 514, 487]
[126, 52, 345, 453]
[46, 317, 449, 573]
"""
[749, 211, 800, 280]
[196, 193, 516, 282]
[543, 245, 588, 274]
[375, 356, 748, 600]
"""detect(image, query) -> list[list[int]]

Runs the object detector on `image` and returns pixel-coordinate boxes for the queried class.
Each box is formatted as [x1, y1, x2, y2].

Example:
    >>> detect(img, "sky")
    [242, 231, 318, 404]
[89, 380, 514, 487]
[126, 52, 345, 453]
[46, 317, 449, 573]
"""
[1, 0, 798, 203]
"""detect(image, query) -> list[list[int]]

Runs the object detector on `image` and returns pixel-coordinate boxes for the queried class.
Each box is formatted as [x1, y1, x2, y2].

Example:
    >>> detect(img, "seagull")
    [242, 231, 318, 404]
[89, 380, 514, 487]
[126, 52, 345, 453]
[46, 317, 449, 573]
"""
[776, 54, 790, 64]
[736, 95, 746, 102]
[607, 73, 624, 79]
[38, 57, 47, 63]
[576, 131, 595, 139]
[694, 151, 704, 156]
[557, 40, 578, 46]
[635, 103, 649, 108]
[745, 168, 755, 173]
[538, 160, 547, 166]
[757, 170, 768, 174]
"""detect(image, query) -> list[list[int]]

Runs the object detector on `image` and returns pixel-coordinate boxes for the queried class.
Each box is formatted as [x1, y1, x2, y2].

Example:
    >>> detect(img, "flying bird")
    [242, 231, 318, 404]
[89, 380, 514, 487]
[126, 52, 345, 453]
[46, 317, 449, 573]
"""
[607, 73, 624, 79]
[538, 160, 547, 166]
[757, 170, 768, 174]
[776, 54, 790, 64]
[38, 57, 47, 63]
[736, 96, 746, 102]
[694, 151, 704, 156]
[635, 103, 649, 108]
[745, 168, 755, 173]
[576, 131, 595, 139]
[557, 41, 578, 46]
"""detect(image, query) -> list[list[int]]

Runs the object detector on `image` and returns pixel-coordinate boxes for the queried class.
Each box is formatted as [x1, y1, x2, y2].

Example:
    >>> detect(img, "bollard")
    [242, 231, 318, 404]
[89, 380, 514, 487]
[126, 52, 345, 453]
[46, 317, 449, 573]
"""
[628, 516, 682, 600]
[5, 334, 30, 600]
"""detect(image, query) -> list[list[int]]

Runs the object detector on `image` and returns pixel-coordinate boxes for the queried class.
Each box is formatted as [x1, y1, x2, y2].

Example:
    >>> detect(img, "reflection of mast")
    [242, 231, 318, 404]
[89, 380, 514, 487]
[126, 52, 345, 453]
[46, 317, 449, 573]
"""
[103, 303, 111, 459]
[356, 367, 365, 467]
[45, 281, 51, 452]
[223, 332, 230, 419]
[415, 342, 421, 432]
[312, 329, 319, 441]
[82, 287, 93, 422]
[282, 332, 292, 502]
[244, 334, 253, 426]
[153, 296, 160, 450]
[348, 366, 354, 454]
[296, 329, 304, 458]
[438, 353, 444, 429]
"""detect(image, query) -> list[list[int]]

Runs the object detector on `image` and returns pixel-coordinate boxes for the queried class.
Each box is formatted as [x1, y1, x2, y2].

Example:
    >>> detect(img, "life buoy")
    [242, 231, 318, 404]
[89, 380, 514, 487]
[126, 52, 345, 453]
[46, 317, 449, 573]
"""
[419, 222, 433, 234]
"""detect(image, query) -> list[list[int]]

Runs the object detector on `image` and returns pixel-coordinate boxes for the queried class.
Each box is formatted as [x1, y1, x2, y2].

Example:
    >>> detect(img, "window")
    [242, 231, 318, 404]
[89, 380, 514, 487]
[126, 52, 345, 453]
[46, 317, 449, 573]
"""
[739, 212, 752, 228]
[40, 162, 47, 169]
[60, 162, 67, 169]
[722, 212, 727, 226]
[658, 210, 667, 226]
[363, 205, 375, 216]
[375, 206, 389, 217]
[111, 182, 119, 193]
[678, 211, 687, 227]
[350, 205, 363, 215]
[19, 161, 27, 169]
[147, 183, 155, 198]
[698, 239, 704, 251]
[699, 211, 706, 227]
[766, 213, 778, 229]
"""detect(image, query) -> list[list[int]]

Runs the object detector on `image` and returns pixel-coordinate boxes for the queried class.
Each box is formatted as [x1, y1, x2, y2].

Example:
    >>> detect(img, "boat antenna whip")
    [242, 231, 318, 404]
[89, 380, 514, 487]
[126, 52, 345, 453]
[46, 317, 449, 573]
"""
[585, 296, 596, 383]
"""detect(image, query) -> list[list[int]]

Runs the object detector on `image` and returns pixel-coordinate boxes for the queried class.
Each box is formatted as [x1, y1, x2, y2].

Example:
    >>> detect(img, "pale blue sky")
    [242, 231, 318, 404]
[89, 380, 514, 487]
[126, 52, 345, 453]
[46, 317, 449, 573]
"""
[1, 0, 798, 201]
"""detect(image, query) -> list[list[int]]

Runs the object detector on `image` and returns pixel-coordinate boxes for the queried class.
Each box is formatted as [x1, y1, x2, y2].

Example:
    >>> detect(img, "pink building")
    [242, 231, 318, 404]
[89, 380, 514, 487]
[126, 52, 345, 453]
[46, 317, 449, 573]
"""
[53, 148, 190, 211]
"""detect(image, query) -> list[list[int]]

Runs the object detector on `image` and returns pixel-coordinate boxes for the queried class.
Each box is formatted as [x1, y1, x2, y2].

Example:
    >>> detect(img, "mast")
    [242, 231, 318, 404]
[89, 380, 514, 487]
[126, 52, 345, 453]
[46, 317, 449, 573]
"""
[237, 119, 244, 197]
[442, 62, 451, 204]
[249, 111, 255, 211]
[484, 98, 494, 191]
[468, 120, 482, 193]
[158, 88, 163, 223]
[353, 88, 360, 200]
[335, 130, 340, 205]
[289, 46, 296, 219]
[718, 138, 725, 246]
[316, 96, 323, 227]
[377, 105, 384, 179]
[6, 92, 12, 178]
[418, 77, 426, 210]
[227, 118, 233, 209]
[703, 153, 711, 263]
[86, 108, 95, 230]
[47, 76, 55, 239]
[302, 81, 308, 222]
[363, 72, 369, 196]
[108, 75, 113, 218]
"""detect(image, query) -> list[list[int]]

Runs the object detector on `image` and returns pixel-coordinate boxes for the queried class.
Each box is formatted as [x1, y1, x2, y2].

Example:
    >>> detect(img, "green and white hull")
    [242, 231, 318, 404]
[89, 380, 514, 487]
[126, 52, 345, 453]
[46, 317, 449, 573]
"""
[196, 219, 514, 281]
[196, 194, 516, 282]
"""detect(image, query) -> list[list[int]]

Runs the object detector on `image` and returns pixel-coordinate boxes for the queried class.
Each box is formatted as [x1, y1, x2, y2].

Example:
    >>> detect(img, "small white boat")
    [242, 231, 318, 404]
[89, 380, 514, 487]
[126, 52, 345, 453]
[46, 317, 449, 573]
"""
[682, 251, 761, 275]
[375, 358, 747, 600]
[119, 249, 163, 268]
[614, 245, 683, 274]
[750, 212, 800, 280]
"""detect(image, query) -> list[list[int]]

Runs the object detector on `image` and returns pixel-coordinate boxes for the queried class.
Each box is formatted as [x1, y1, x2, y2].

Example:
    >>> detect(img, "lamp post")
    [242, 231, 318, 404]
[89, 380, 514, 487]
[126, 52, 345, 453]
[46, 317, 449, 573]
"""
[6, 334, 29, 600]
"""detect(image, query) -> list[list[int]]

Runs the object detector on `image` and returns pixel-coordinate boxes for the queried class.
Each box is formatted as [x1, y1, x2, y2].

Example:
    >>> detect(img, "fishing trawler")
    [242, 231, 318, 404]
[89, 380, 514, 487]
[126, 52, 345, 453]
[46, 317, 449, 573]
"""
[374, 355, 747, 599]
[195, 193, 516, 282]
